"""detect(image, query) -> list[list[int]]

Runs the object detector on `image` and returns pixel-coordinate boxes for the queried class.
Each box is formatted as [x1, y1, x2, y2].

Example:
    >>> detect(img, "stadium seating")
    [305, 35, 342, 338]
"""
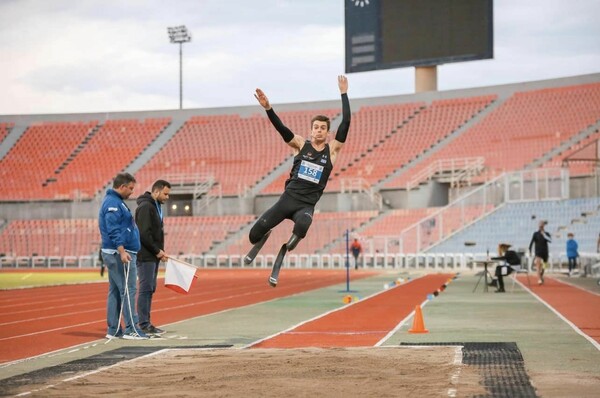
[0, 121, 99, 201]
[0, 219, 99, 257]
[0, 78, 599, 265]
[135, 109, 340, 196]
[427, 198, 600, 256]
[0, 122, 14, 143]
[0, 215, 255, 258]
[331, 95, 495, 189]
[542, 128, 600, 176]
[164, 215, 254, 255]
[218, 210, 378, 256]
[386, 83, 600, 189]
[50, 118, 171, 199]
[261, 102, 426, 194]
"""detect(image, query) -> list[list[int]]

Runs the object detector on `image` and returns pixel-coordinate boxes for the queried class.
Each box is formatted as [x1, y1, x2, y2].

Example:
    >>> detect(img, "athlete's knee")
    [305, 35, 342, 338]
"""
[249, 221, 270, 244]
[292, 211, 313, 239]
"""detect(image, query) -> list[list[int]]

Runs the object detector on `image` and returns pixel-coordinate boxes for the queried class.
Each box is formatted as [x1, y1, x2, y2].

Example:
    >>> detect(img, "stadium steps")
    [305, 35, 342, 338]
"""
[204, 217, 256, 256]
[327, 105, 426, 189]
[425, 198, 600, 255]
[43, 123, 102, 186]
[94, 117, 187, 197]
[0, 124, 28, 161]
[316, 210, 385, 254]
[247, 156, 293, 197]
[374, 93, 509, 191]
[526, 118, 600, 169]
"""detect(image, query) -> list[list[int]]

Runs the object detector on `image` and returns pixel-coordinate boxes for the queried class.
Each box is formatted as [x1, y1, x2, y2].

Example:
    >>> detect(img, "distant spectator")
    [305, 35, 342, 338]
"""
[490, 243, 520, 293]
[529, 220, 552, 285]
[350, 238, 363, 270]
[566, 233, 578, 276]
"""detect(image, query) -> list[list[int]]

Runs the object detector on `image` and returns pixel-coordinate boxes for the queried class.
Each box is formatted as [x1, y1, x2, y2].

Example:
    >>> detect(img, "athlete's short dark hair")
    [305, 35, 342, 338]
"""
[311, 115, 330, 131]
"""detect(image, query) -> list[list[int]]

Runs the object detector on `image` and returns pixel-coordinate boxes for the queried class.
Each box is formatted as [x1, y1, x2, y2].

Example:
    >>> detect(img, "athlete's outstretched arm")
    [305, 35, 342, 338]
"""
[255, 88, 295, 143]
[331, 75, 351, 155]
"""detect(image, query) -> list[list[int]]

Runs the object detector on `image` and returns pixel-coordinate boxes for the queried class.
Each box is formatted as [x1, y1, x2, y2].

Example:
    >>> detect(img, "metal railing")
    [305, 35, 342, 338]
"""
[340, 177, 383, 209]
[3, 252, 598, 277]
[405, 157, 485, 191]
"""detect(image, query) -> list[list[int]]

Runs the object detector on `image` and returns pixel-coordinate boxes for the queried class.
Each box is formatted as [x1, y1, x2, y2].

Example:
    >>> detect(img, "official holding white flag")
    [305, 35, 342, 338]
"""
[135, 179, 171, 336]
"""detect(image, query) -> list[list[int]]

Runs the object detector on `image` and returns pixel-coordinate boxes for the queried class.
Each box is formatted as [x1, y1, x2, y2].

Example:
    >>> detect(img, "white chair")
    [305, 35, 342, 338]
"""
[510, 263, 531, 292]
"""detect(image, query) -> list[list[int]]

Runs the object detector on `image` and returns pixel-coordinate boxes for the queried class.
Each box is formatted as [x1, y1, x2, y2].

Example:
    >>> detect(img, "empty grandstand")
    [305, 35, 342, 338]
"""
[0, 73, 599, 274]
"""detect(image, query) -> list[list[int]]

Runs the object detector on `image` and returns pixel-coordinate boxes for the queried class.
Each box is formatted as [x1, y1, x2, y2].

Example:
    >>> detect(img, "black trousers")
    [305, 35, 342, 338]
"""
[495, 265, 513, 290]
[137, 259, 159, 328]
[249, 192, 314, 244]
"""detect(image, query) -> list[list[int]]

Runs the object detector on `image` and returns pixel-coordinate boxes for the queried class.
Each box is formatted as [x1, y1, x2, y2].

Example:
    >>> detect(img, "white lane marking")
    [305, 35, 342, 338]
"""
[243, 275, 426, 349]
[519, 279, 600, 351]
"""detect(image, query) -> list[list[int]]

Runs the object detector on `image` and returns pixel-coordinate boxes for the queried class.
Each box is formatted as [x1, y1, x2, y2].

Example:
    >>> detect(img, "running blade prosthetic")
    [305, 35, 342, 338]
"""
[269, 244, 287, 287]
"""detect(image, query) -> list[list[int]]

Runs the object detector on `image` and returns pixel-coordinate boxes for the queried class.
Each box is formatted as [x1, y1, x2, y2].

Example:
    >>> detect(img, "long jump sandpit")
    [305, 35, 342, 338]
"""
[8, 346, 486, 397]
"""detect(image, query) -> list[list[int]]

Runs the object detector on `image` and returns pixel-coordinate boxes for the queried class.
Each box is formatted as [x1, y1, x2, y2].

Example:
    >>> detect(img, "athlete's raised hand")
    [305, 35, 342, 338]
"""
[338, 75, 348, 94]
[254, 88, 271, 110]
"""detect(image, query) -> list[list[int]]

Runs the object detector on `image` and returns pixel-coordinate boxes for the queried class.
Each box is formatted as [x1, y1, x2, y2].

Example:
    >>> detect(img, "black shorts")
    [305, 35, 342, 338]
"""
[253, 191, 314, 237]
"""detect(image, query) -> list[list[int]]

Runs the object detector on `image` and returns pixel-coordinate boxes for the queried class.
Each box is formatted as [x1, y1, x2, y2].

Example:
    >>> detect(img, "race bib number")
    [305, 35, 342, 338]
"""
[297, 160, 323, 184]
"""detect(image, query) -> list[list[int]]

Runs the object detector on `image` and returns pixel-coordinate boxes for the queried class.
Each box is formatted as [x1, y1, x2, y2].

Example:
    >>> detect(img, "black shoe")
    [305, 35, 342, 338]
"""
[141, 325, 165, 335]
[495, 288, 505, 293]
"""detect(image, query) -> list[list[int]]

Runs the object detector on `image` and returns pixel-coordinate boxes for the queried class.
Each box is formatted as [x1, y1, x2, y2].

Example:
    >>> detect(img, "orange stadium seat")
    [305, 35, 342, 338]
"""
[218, 210, 378, 256]
[0, 121, 99, 201]
[261, 102, 426, 194]
[386, 83, 600, 189]
[135, 109, 340, 196]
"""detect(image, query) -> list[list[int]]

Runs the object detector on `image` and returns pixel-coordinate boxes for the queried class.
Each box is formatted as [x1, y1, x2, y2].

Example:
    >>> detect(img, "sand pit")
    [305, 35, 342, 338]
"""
[22, 346, 486, 397]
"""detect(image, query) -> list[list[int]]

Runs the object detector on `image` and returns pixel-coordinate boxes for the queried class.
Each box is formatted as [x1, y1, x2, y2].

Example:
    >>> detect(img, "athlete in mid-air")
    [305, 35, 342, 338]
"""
[245, 75, 351, 287]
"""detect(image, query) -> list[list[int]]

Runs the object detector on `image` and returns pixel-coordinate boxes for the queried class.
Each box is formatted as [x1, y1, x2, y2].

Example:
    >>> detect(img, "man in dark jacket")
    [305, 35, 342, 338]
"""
[529, 220, 552, 285]
[135, 179, 171, 335]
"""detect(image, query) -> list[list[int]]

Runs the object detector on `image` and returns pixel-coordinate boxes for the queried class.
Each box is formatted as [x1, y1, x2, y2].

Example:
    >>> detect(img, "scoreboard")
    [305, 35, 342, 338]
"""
[345, 0, 493, 73]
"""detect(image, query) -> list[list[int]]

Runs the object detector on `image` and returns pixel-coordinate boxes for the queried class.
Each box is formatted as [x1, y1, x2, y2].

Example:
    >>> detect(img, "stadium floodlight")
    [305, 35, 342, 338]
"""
[167, 25, 192, 109]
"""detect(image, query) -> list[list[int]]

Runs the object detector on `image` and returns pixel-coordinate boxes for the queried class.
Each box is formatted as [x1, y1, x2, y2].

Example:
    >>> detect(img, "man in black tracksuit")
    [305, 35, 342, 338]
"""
[135, 179, 171, 335]
[246, 75, 351, 287]
[529, 220, 552, 285]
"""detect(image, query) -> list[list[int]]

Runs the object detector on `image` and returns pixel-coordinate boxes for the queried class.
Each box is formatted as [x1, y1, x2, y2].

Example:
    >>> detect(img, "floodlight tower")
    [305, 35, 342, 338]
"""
[167, 25, 192, 109]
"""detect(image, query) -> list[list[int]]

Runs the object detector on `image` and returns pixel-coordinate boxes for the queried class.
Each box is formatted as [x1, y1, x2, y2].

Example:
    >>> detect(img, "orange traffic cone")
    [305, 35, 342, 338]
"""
[408, 305, 429, 334]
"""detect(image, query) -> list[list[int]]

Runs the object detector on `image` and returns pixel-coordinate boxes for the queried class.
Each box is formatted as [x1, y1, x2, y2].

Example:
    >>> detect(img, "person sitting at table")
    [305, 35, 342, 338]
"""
[490, 243, 521, 293]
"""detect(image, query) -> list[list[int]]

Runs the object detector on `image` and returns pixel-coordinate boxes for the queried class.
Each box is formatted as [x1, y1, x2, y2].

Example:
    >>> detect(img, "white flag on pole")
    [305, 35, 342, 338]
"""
[165, 258, 197, 294]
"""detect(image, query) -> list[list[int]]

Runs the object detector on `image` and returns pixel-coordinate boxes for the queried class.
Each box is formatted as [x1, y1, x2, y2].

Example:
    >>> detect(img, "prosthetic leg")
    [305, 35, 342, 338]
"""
[244, 230, 272, 265]
[268, 234, 301, 287]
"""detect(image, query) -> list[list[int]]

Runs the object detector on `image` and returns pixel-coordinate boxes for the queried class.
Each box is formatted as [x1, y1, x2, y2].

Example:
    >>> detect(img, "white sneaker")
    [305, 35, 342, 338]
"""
[122, 330, 149, 340]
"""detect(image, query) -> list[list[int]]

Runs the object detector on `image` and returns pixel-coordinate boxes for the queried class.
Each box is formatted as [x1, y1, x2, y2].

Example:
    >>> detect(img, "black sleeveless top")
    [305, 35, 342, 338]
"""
[285, 141, 333, 205]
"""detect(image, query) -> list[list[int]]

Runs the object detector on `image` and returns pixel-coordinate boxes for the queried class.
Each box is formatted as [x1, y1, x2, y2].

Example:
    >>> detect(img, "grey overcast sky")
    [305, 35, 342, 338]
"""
[1, 0, 599, 115]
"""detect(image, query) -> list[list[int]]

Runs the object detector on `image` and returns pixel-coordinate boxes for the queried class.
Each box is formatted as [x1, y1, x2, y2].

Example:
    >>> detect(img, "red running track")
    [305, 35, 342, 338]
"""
[521, 276, 600, 343]
[0, 269, 376, 363]
[252, 274, 453, 348]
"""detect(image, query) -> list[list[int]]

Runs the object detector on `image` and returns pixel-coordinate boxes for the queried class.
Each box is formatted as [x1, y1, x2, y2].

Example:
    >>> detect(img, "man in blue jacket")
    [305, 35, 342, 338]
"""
[99, 173, 147, 340]
[566, 233, 578, 276]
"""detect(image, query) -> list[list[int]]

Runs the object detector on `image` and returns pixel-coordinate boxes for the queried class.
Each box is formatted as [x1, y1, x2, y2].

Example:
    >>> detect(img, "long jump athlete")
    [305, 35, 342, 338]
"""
[245, 75, 351, 287]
